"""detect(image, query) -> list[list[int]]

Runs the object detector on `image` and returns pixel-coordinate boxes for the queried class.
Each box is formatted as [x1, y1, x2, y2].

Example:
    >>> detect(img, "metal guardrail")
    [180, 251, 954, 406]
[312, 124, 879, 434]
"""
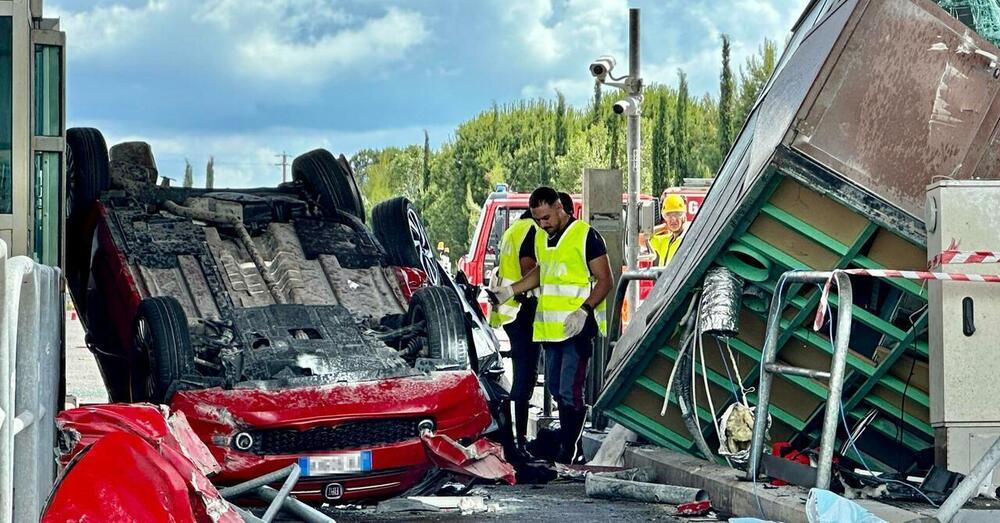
[0, 240, 63, 522]
[746, 270, 852, 491]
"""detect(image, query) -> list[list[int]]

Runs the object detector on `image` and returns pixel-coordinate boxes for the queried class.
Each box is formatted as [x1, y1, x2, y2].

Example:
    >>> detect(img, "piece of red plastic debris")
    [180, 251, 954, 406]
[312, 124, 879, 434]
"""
[46, 404, 241, 523]
[421, 432, 516, 485]
[676, 500, 712, 516]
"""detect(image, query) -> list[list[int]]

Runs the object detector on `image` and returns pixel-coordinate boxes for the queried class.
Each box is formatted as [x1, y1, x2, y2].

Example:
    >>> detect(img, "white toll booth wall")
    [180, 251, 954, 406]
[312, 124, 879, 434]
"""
[927, 180, 1000, 495]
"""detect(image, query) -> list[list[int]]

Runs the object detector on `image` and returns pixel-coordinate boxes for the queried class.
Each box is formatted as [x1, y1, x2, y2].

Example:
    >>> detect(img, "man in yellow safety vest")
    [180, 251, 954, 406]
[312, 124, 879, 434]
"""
[488, 210, 539, 461]
[490, 186, 612, 464]
[648, 192, 688, 266]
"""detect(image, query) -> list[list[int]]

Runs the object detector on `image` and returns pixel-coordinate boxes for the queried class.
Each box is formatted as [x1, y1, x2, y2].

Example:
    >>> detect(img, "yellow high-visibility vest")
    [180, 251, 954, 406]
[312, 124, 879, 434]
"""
[533, 220, 607, 342]
[489, 218, 536, 328]
[650, 230, 684, 266]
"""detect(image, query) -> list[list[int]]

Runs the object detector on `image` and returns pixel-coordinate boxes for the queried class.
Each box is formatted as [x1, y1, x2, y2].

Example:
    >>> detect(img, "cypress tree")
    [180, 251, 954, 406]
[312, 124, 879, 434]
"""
[554, 91, 567, 157]
[719, 35, 735, 157]
[673, 70, 689, 184]
[206, 156, 215, 189]
[423, 129, 430, 193]
[651, 95, 668, 196]
[183, 159, 193, 188]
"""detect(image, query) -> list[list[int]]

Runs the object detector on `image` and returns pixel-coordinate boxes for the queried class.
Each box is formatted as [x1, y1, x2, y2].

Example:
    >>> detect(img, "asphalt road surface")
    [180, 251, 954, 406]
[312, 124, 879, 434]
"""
[323, 482, 723, 522]
[65, 308, 109, 405]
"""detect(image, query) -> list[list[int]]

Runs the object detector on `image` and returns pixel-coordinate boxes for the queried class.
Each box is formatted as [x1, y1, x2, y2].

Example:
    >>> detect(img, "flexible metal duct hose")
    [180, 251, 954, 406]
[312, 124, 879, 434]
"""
[699, 266, 744, 338]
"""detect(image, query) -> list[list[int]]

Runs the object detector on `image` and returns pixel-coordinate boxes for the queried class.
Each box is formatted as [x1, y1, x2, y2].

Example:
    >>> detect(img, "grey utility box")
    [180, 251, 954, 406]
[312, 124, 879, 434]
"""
[583, 168, 622, 413]
[927, 180, 1000, 492]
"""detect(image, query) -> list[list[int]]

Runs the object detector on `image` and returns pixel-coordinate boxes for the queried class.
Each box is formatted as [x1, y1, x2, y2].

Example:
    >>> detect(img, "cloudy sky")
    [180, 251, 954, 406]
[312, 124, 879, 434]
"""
[51, 0, 808, 188]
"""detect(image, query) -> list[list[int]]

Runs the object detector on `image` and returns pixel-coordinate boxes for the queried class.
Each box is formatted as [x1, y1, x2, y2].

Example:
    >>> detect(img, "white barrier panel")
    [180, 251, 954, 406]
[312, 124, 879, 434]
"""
[0, 240, 63, 523]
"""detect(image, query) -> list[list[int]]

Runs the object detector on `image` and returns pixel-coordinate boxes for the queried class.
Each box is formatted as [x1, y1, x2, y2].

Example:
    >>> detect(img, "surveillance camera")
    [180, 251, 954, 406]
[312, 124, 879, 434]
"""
[613, 97, 640, 116]
[589, 55, 617, 81]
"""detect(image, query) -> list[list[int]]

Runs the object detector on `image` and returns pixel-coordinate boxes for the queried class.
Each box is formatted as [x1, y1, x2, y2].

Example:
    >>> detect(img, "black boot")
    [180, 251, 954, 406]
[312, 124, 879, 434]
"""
[515, 400, 529, 448]
[556, 407, 583, 464]
[509, 400, 532, 463]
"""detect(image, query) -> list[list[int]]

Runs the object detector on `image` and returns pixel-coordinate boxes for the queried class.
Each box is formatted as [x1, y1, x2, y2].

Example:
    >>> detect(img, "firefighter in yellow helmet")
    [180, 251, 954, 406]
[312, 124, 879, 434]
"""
[648, 193, 688, 266]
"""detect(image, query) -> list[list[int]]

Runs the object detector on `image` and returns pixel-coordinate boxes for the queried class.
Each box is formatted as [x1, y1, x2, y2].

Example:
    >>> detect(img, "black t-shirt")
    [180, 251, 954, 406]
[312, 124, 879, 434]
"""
[519, 218, 608, 270]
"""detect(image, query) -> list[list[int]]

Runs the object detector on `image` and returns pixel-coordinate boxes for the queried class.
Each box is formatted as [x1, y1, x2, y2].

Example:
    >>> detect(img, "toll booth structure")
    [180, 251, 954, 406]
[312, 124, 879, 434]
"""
[597, 0, 1000, 474]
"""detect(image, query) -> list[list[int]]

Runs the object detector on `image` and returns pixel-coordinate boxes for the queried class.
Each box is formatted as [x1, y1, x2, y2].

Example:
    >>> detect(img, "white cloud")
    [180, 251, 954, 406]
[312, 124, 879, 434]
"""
[501, 0, 627, 67]
[521, 76, 596, 107]
[231, 7, 428, 85]
[50, 1, 167, 57]
[95, 123, 454, 188]
[51, 1, 428, 86]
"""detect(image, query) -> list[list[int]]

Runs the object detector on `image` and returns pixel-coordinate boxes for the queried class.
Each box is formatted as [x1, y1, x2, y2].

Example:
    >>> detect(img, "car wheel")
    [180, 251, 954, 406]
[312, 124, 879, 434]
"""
[65, 127, 110, 220]
[65, 128, 110, 299]
[372, 197, 441, 286]
[407, 286, 469, 367]
[292, 148, 365, 221]
[131, 296, 194, 404]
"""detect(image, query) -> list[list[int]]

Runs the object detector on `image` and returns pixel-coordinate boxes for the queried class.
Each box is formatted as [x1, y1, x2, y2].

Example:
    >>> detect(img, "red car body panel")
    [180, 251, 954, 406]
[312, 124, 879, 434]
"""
[68, 184, 509, 505]
[48, 405, 241, 523]
[170, 370, 494, 502]
[91, 202, 144, 352]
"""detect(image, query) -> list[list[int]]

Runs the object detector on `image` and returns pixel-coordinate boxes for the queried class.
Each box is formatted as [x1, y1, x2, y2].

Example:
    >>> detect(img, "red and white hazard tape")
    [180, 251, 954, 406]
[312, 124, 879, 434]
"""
[812, 268, 1000, 331]
[929, 250, 1000, 268]
[927, 239, 1000, 268]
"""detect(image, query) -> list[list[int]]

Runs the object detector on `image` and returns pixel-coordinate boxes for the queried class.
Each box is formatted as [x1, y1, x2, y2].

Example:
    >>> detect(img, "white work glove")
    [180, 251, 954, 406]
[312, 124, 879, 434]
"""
[489, 285, 515, 308]
[487, 266, 501, 291]
[563, 308, 589, 338]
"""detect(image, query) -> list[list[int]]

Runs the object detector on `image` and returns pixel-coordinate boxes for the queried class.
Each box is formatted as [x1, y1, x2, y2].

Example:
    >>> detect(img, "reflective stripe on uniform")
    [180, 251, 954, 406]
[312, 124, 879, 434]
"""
[489, 218, 537, 327]
[532, 220, 608, 342]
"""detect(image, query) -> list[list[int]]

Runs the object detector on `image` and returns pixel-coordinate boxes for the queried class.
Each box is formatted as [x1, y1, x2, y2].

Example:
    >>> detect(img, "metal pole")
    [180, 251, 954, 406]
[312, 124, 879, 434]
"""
[934, 435, 1000, 522]
[255, 486, 336, 523]
[624, 8, 642, 319]
[746, 270, 853, 490]
[815, 271, 852, 490]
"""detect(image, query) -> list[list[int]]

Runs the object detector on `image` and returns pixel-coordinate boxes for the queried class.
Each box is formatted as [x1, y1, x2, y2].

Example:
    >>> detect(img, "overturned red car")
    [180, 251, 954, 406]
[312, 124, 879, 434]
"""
[63, 127, 513, 503]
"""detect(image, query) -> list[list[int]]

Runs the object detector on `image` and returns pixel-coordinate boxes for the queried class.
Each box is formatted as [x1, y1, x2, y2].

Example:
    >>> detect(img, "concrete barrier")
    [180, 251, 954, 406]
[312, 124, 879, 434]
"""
[0, 240, 63, 522]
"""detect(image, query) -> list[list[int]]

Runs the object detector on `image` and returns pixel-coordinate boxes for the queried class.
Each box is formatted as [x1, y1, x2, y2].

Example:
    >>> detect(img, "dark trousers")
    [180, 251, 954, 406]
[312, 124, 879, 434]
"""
[542, 336, 592, 410]
[503, 302, 541, 403]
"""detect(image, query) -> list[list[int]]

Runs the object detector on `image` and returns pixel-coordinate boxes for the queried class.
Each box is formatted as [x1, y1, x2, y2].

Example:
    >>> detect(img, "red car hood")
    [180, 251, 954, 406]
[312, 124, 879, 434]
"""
[171, 370, 492, 434]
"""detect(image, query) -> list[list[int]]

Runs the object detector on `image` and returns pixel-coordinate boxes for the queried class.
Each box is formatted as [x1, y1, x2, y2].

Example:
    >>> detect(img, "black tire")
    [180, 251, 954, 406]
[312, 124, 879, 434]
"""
[408, 286, 469, 366]
[372, 197, 441, 286]
[292, 148, 365, 221]
[65, 127, 110, 220]
[131, 296, 194, 404]
[65, 128, 110, 299]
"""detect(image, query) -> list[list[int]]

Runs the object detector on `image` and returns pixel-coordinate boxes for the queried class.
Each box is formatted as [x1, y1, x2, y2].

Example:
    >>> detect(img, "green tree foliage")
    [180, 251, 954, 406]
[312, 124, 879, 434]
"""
[650, 93, 669, 196]
[423, 129, 430, 192]
[205, 156, 214, 189]
[554, 91, 568, 157]
[183, 159, 193, 188]
[671, 69, 690, 185]
[718, 34, 735, 157]
[350, 38, 779, 262]
[735, 38, 778, 126]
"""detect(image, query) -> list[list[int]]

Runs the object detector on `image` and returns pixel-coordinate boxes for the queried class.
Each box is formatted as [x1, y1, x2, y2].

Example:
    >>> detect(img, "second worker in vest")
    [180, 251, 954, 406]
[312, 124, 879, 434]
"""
[490, 186, 612, 464]
[648, 192, 688, 266]
[488, 210, 539, 461]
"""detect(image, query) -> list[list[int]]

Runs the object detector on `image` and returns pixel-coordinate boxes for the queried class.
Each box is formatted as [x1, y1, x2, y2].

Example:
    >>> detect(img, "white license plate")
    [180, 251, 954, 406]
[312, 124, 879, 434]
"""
[298, 451, 372, 476]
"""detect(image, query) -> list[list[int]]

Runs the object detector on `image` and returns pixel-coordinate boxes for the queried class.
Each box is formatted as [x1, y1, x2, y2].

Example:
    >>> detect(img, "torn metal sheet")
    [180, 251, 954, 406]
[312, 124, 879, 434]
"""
[421, 433, 516, 486]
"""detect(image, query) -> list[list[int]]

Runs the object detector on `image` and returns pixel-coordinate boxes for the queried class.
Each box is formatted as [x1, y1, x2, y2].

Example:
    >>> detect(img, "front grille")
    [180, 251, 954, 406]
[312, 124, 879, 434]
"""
[238, 419, 421, 455]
